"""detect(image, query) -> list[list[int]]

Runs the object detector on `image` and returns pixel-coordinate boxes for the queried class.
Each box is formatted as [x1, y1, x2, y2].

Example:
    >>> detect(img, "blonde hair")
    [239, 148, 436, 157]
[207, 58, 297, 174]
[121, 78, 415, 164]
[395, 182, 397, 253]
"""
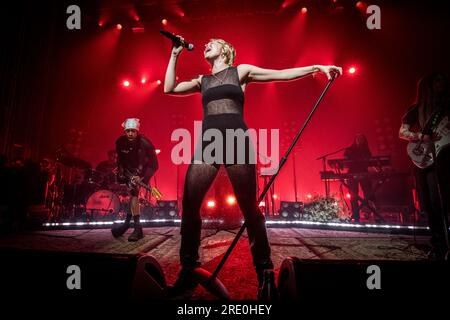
[211, 38, 236, 66]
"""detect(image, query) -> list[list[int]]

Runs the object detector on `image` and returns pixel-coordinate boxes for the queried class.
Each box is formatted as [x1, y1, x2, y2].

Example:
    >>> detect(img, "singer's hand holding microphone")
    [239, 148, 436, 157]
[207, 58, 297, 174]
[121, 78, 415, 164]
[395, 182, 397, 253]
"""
[171, 38, 184, 56]
[160, 29, 194, 57]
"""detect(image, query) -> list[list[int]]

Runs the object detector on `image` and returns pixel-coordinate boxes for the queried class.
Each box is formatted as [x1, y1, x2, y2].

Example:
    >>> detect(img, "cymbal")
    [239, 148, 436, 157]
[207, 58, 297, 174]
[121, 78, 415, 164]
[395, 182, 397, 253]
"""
[57, 152, 91, 169]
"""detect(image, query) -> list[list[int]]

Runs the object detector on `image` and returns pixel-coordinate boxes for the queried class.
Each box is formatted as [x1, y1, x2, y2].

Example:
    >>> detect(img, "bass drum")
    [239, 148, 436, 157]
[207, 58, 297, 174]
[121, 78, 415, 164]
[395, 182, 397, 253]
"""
[86, 189, 120, 220]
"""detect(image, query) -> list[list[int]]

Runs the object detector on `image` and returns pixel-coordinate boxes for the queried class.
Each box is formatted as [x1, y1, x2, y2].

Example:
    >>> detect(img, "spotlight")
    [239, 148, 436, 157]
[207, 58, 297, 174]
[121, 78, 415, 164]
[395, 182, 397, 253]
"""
[153, 200, 179, 219]
[122, 80, 130, 87]
[155, 149, 161, 155]
[207, 200, 215, 208]
[306, 194, 312, 200]
[301, 7, 308, 14]
[348, 66, 356, 74]
[259, 201, 266, 207]
[279, 201, 304, 220]
[116, 24, 122, 30]
[162, 19, 168, 26]
[273, 194, 278, 200]
[356, 1, 368, 12]
[346, 193, 351, 199]
[141, 77, 147, 84]
[156, 80, 162, 85]
[226, 196, 236, 205]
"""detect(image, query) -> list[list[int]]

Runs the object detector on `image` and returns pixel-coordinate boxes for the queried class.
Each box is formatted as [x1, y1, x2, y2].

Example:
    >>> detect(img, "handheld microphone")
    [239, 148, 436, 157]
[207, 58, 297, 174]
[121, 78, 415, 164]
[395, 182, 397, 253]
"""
[160, 29, 194, 51]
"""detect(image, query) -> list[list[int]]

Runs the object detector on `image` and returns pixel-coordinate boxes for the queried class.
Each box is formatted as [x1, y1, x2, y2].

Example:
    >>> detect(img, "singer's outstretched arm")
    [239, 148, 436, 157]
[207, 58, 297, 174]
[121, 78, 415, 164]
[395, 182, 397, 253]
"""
[164, 45, 201, 95]
[237, 64, 342, 83]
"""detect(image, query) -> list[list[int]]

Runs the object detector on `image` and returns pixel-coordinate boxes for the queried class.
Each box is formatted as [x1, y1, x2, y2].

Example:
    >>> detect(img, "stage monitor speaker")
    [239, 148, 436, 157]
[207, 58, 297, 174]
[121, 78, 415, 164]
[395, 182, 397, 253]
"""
[279, 201, 304, 219]
[153, 200, 179, 219]
[278, 256, 449, 304]
[0, 249, 167, 303]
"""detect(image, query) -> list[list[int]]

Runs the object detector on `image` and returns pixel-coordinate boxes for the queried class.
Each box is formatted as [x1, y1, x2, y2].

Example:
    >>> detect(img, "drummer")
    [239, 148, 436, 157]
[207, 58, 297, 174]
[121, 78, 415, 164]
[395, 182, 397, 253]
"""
[95, 150, 117, 186]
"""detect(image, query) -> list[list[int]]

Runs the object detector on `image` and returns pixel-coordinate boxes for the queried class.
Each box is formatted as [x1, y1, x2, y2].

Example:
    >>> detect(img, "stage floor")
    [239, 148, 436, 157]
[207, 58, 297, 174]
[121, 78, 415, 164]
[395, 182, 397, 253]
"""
[0, 227, 430, 300]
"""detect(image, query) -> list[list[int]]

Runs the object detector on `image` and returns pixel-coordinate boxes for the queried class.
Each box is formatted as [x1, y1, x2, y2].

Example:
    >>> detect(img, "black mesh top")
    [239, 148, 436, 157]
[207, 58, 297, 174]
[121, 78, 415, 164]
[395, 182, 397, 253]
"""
[201, 66, 244, 117]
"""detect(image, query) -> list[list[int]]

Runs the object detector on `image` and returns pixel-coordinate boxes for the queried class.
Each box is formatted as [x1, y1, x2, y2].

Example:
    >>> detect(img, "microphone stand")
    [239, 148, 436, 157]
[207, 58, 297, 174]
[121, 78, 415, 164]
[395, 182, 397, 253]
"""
[316, 146, 347, 198]
[191, 74, 338, 299]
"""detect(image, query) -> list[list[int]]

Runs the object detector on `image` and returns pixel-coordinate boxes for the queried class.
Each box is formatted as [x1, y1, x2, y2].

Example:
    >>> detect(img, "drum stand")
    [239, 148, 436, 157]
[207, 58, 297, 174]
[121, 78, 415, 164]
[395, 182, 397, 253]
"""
[48, 162, 64, 222]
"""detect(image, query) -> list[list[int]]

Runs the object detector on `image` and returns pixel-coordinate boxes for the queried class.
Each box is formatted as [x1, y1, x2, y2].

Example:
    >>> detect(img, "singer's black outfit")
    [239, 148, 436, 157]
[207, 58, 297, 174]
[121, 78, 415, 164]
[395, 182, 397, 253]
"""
[180, 67, 273, 275]
[402, 104, 450, 258]
[343, 144, 374, 221]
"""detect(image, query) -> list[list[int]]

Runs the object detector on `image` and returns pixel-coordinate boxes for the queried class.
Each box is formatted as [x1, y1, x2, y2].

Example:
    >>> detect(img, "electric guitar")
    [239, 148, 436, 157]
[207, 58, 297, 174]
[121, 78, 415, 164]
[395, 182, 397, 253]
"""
[407, 109, 450, 169]
[123, 169, 163, 200]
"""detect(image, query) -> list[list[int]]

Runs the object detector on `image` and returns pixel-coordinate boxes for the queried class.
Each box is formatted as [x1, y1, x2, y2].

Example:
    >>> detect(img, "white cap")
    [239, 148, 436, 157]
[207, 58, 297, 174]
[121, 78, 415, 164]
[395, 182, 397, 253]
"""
[122, 118, 140, 131]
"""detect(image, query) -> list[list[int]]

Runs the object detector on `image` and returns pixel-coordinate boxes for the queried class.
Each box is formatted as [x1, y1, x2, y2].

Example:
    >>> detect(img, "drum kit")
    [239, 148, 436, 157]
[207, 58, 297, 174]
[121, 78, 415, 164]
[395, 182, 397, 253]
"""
[45, 148, 156, 222]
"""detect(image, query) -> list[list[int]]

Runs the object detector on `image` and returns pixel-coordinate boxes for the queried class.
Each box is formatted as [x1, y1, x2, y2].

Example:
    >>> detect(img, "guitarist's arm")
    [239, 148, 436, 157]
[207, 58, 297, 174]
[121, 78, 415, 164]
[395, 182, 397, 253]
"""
[399, 123, 421, 141]
[399, 105, 422, 141]
[399, 123, 440, 142]
[400, 104, 443, 142]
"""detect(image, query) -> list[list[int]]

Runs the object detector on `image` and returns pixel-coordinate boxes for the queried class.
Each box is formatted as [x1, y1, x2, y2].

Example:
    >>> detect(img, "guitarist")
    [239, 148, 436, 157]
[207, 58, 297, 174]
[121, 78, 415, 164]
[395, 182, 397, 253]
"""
[399, 72, 450, 260]
[111, 118, 159, 241]
[95, 149, 117, 186]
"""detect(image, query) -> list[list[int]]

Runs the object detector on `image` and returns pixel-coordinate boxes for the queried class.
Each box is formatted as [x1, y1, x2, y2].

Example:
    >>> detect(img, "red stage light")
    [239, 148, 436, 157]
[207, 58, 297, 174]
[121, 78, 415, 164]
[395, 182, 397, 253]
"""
[306, 194, 312, 199]
[356, 1, 368, 11]
[162, 19, 168, 25]
[259, 201, 266, 207]
[301, 7, 308, 14]
[346, 193, 351, 199]
[122, 80, 130, 87]
[141, 78, 147, 84]
[156, 80, 162, 85]
[273, 194, 278, 199]
[155, 149, 161, 155]
[134, 15, 140, 21]
[348, 67, 356, 74]
[98, 21, 103, 27]
[116, 24, 122, 30]
[207, 200, 215, 208]
[226, 196, 236, 205]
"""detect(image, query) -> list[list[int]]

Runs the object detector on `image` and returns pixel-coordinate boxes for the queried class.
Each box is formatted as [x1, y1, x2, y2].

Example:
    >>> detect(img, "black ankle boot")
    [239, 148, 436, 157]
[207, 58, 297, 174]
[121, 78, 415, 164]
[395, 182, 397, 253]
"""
[128, 225, 143, 242]
[167, 269, 199, 299]
[257, 269, 279, 302]
[111, 221, 130, 237]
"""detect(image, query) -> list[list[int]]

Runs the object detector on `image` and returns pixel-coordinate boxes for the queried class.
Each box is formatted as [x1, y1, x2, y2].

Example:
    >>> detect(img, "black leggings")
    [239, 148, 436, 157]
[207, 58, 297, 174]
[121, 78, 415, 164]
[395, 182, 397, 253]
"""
[180, 114, 273, 272]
